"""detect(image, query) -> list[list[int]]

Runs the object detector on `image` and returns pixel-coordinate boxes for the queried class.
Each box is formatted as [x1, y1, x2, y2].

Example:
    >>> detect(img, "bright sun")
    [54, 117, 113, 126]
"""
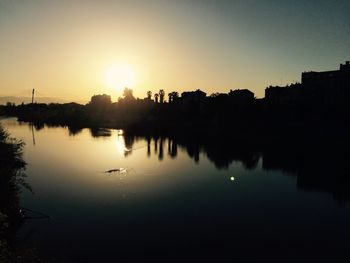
[105, 64, 136, 91]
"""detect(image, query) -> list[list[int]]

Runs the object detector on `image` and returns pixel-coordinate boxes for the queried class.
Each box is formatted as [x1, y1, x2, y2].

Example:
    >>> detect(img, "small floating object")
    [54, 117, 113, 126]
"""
[20, 207, 51, 220]
[104, 168, 127, 174]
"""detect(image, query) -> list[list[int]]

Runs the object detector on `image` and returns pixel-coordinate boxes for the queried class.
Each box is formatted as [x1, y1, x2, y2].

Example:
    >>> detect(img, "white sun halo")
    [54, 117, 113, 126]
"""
[105, 64, 136, 91]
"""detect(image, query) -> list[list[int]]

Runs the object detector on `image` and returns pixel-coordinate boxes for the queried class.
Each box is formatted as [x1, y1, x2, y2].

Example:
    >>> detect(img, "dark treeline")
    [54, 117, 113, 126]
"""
[0, 88, 259, 135]
[1, 62, 350, 140]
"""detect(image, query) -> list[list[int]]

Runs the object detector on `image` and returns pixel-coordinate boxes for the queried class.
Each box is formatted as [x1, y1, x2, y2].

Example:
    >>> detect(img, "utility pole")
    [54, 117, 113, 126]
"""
[31, 89, 35, 104]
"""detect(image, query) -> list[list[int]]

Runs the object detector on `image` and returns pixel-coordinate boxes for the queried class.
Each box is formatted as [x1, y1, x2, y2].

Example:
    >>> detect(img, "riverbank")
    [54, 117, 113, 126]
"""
[1, 94, 349, 145]
[0, 126, 41, 262]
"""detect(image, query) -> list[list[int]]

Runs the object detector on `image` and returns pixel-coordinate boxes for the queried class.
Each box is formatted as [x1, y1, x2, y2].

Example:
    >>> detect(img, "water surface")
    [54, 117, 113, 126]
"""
[2, 117, 350, 262]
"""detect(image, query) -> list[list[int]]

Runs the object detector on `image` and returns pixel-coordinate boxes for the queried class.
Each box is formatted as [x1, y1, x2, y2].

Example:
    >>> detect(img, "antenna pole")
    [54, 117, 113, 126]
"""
[31, 89, 35, 104]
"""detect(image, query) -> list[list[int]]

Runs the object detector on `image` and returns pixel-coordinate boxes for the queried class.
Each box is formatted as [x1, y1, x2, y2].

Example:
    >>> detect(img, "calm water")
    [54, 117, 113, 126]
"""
[2, 117, 350, 262]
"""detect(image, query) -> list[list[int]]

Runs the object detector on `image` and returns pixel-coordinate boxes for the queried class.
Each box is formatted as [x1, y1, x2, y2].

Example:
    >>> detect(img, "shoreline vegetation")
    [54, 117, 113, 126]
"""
[0, 126, 40, 262]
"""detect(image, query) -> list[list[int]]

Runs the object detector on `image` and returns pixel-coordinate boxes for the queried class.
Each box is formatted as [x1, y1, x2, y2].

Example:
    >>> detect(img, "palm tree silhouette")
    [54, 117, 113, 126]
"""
[147, 91, 152, 100]
[171, 91, 179, 102]
[159, 89, 165, 103]
[168, 92, 173, 103]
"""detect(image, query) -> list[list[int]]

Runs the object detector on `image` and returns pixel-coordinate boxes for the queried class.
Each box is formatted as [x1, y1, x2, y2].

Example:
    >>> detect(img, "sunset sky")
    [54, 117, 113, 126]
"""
[0, 0, 349, 102]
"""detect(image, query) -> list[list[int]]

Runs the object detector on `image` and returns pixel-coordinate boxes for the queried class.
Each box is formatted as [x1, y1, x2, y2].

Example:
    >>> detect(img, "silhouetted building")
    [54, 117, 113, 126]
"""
[301, 61, 350, 104]
[181, 89, 206, 102]
[229, 89, 254, 102]
[265, 83, 303, 105]
[265, 61, 350, 106]
[302, 61, 350, 87]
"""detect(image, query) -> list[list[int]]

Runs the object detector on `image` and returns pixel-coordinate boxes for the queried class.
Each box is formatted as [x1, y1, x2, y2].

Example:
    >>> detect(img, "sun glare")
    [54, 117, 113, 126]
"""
[105, 64, 137, 91]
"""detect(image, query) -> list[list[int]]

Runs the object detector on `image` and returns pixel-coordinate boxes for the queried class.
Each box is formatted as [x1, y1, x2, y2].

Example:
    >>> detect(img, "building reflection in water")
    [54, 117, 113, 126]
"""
[60, 125, 350, 204]
[121, 131, 350, 204]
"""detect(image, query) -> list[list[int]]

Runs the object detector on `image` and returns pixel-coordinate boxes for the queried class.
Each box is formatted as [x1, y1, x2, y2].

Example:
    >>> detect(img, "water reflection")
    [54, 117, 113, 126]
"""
[120, 132, 350, 204]
[67, 126, 83, 136]
[30, 123, 36, 146]
[17, 121, 350, 204]
[2, 119, 350, 262]
[90, 127, 112, 138]
[262, 144, 350, 204]
[168, 138, 177, 159]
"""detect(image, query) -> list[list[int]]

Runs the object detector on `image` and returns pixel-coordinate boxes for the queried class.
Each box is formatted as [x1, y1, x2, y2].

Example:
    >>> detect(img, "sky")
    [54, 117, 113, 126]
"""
[0, 0, 349, 102]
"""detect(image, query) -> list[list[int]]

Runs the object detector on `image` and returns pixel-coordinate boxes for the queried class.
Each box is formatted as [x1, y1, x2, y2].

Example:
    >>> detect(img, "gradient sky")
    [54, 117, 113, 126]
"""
[0, 0, 349, 102]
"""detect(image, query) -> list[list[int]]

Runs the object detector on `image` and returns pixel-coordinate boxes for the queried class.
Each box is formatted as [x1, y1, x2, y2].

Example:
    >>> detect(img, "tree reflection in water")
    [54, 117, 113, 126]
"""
[63, 125, 350, 203]
[122, 132, 350, 204]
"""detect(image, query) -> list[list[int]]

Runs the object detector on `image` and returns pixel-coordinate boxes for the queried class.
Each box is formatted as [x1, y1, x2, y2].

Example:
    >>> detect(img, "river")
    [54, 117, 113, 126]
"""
[1, 117, 350, 262]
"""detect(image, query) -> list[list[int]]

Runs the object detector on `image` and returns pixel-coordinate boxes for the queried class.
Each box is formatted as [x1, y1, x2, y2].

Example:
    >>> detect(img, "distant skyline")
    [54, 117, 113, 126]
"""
[1, 0, 349, 102]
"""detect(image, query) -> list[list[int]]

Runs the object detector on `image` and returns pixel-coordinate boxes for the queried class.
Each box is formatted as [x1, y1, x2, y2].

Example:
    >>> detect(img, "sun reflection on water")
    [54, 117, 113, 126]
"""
[115, 133, 126, 155]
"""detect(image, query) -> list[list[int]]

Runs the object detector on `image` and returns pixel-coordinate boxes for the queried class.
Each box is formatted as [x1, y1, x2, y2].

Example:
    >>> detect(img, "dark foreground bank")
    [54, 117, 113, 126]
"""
[0, 126, 43, 262]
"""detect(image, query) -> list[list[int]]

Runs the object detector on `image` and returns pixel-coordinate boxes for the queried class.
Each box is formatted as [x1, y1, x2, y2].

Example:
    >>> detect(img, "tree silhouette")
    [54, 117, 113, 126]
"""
[147, 91, 152, 100]
[123, 88, 135, 101]
[210, 92, 220, 98]
[89, 94, 112, 106]
[171, 91, 179, 102]
[159, 89, 165, 103]
[168, 91, 179, 103]
[168, 92, 172, 103]
[0, 126, 34, 261]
